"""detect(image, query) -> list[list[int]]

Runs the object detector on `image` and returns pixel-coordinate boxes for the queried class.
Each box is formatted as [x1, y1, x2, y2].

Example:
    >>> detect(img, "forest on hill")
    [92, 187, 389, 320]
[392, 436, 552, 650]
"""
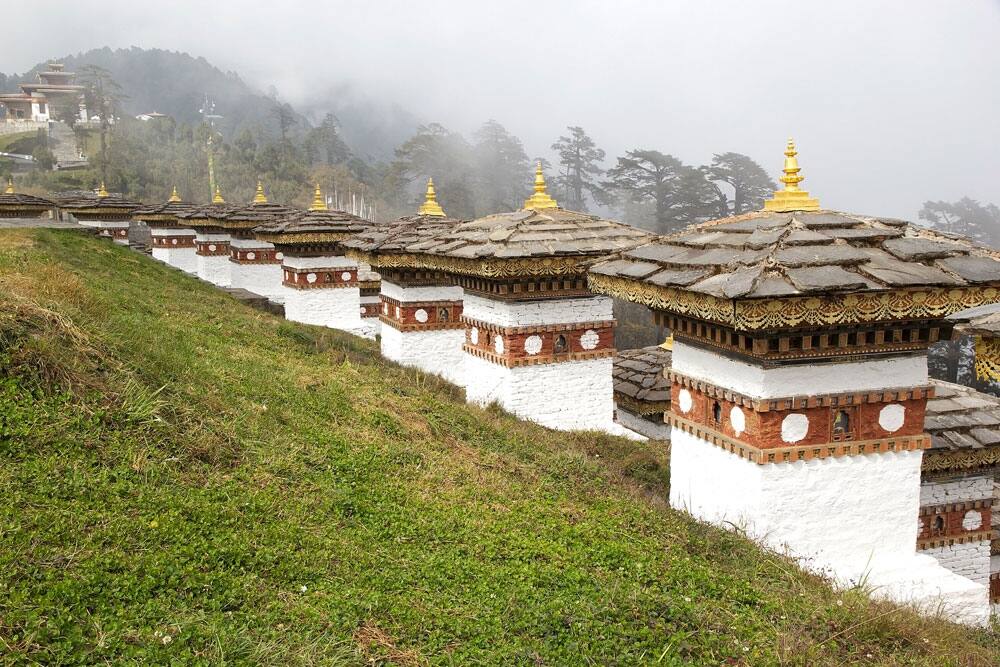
[2, 46, 997, 242]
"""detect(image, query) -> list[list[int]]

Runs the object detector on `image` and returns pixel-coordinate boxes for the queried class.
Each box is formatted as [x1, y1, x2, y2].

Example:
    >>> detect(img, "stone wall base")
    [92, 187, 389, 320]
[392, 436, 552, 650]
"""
[464, 353, 617, 432]
[282, 285, 373, 338]
[670, 428, 989, 625]
[152, 247, 198, 274]
[230, 262, 284, 303]
[382, 325, 465, 386]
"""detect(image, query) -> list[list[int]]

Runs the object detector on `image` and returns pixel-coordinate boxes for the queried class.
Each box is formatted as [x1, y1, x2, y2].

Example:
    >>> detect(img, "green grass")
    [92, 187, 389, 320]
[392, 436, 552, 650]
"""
[0, 131, 42, 156]
[1, 229, 999, 665]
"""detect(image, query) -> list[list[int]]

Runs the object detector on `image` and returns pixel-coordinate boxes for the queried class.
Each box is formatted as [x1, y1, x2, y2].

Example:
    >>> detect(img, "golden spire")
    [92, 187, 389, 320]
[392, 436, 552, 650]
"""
[523, 162, 558, 210]
[309, 183, 328, 211]
[168, 185, 181, 202]
[212, 185, 225, 204]
[4, 176, 13, 194]
[417, 177, 446, 217]
[97, 181, 109, 198]
[661, 333, 674, 351]
[763, 138, 820, 212]
[253, 181, 268, 204]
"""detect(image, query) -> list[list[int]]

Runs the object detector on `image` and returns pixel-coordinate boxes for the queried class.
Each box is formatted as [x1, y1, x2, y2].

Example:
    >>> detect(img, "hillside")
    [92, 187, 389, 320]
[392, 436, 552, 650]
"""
[1, 229, 999, 665]
[2, 47, 419, 161]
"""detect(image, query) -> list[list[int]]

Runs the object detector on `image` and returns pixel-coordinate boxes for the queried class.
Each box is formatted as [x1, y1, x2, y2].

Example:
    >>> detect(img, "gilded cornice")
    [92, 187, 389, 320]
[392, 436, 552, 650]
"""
[589, 272, 1000, 331]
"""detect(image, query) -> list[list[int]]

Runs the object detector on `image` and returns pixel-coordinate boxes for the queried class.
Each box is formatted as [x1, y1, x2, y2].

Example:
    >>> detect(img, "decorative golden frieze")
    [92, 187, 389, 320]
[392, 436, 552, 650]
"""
[589, 272, 1000, 331]
[922, 446, 1000, 473]
[354, 252, 589, 280]
[614, 393, 669, 417]
[256, 232, 352, 246]
[974, 336, 1000, 382]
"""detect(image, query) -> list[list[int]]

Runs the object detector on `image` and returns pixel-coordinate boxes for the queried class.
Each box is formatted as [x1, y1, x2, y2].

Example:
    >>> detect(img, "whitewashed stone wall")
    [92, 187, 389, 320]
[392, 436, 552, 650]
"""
[615, 407, 667, 441]
[77, 219, 131, 245]
[672, 340, 928, 397]
[150, 228, 198, 274]
[279, 254, 371, 337]
[920, 477, 993, 506]
[922, 542, 991, 585]
[670, 429, 988, 625]
[382, 325, 466, 385]
[195, 233, 232, 287]
[381, 282, 463, 304]
[463, 293, 612, 327]
[464, 353, 615, 431]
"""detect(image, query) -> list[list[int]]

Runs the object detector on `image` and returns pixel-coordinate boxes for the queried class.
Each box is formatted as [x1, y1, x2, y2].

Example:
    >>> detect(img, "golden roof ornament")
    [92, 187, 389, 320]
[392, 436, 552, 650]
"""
[523, 162, 558, 211]
[212, 185, 225, 204]
[168, 185, 181, 203]
[661, 333, 674, 351]
[417, 177, 446, 217]
[309, 183, 328, 212]
[5, 176, 13, 194]
[253, 181, 268, 204]
[763, 138, 820, 212]
[97, 181, 109, 198]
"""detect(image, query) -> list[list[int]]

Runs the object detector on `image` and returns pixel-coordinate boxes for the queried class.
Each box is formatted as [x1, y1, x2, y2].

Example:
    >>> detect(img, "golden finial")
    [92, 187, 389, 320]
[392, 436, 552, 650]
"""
[661, 333, 674, 351]
[168, 185, 181, 202]
[212, 185, 225, 204]
[253, 181, 268, 204]
[97, 181, 109, 198]
[523, 161, 558, 210]
[417, 177, 446, 217]
[309, 183, 328, 211]
[4, 176, 13, 195]
[763, 138, 820, 212]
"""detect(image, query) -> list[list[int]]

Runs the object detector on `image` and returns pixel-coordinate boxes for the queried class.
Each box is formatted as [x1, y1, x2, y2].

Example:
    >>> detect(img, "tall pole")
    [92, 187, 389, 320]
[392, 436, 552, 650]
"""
[207, 133, 216, 201]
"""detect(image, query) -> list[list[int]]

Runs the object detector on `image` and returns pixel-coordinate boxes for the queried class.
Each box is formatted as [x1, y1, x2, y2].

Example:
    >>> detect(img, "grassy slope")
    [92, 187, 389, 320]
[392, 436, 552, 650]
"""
[0, 229, 998, 666]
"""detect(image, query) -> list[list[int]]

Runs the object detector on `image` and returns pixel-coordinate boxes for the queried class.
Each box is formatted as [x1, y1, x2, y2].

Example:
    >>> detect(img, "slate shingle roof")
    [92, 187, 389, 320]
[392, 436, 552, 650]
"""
[254, 208, 373, 244]
[54, 191, 142, 212]
[0, 191, 54, 216]
[613, 346, 672, 416]
[132, 200, 200, 224]
[590, 210, 1000, 299]
[216, 202, 299, 231]
[947, 303, 1000, 337]
[407, 208, 650, 261]
[342, 214, 463, 256]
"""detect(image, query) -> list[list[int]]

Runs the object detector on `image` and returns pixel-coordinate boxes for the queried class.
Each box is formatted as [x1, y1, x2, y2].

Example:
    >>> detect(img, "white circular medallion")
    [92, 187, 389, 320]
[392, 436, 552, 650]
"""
[382, 303, 388, 314]
[341, 271, 352, 281]
[208, 244, 217, 252]
[414, 308, 428, 323]
[306, 272, 317, 284]
[276, 252, 283, 260]
[524, 335, 543, 355]
[247, 251, 256, 261]
[580, 329, 600, 350]
[470, 327, 479, 344]
[171, 238, 178, 245]
[678, 389, 693, 414]
[879, 404, 905, 433]
[494, 335, 504, 355]
[730, 406, 746, 436]
[963, 510, 983, 531]
[781, 413, 809, 443]
[360, 306, 366, 315]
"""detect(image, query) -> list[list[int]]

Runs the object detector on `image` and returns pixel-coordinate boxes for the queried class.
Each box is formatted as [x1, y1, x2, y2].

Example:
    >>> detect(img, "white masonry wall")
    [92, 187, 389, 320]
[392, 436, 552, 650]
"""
[672, 340, 928, 397]
[670, 429, 989, 624]
[379, 280, 465, 385]
[78, 219, 131, 245]
[461, 293, 618, 433]
[615, 407, 669, 441]
[228, 239, 284, 300]
[919, 475, 993, 588]
[195, 232, 232, 287]
[280, 254, 371, 338]
[150, 228, 197, 274]
[464, 353, 615, 432]
[381, 325, 466, 386]
[669, 341, 989, 625]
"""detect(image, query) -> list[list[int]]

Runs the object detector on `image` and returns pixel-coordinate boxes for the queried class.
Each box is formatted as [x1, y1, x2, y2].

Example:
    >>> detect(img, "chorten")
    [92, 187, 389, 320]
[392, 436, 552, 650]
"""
[343, 178, 466, 384]
[213, 182, 297, 301]
[0, 177, 54, 219]
[588, 140, 1000, 624]
[254, 185, 376, 337]
[55, 183, 142, 244]
[402, 164, 650, 430]
[132, 186, 200, 273]
[175, 187, 240, 286]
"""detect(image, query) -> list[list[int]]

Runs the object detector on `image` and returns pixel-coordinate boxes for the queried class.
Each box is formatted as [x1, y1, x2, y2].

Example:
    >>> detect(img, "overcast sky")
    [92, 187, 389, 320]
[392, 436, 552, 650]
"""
[7, 1, 999, 219]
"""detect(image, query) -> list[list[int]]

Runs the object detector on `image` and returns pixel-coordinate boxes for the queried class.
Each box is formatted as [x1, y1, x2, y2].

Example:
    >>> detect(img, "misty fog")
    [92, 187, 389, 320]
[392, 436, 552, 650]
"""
[6, 0, 998, 220]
